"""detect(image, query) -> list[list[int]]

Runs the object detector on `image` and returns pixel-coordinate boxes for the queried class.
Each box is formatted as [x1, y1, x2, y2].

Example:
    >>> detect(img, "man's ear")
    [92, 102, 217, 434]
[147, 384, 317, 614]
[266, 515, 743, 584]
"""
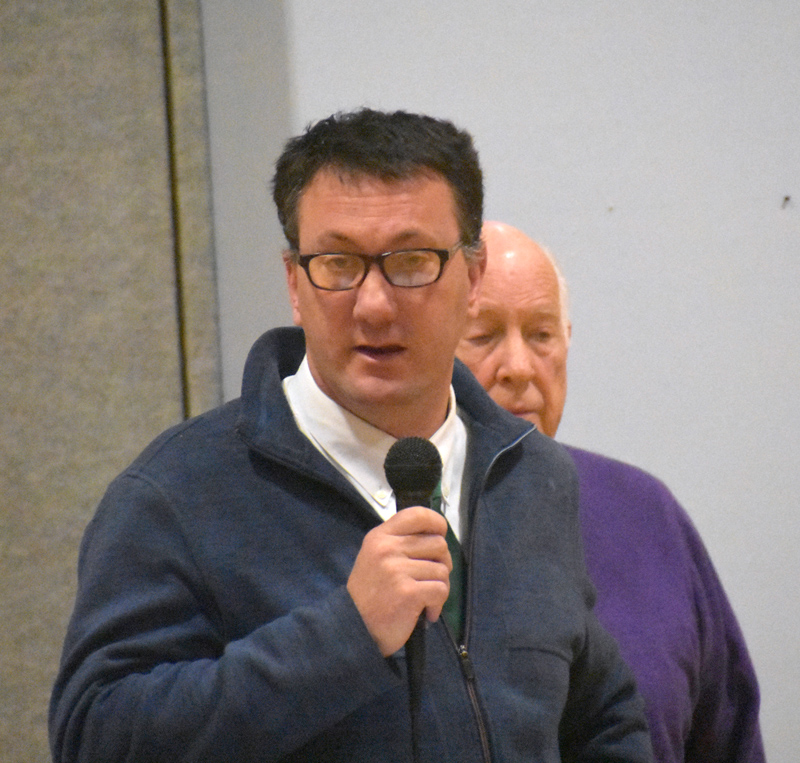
[283, 252, 303, 327]
[466, 240, 487, 309]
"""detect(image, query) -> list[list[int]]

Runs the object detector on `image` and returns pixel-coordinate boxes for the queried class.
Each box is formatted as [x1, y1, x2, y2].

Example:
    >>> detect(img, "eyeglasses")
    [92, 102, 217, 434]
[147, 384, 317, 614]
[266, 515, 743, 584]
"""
[293, 244, 462, 291]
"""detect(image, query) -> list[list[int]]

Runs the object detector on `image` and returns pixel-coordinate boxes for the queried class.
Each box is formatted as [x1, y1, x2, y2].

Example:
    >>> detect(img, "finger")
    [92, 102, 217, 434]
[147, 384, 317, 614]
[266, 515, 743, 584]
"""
[395, 575, 449, 624]
[418, 581, 448, 623]
[403, 557, 453, 585]
[384, 506, 448, 537]
[400, 534, 453, 570]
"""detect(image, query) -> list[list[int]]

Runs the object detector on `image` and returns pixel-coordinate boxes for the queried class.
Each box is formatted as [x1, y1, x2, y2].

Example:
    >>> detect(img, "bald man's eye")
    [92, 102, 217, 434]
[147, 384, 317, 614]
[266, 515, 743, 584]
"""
[465, 331, 497, 346]
[525, 325, 558, 345]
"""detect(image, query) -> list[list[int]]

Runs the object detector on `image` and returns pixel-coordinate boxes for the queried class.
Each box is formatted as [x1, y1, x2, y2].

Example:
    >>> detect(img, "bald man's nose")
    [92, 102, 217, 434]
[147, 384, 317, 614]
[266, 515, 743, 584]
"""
[497, 333, 538, 385]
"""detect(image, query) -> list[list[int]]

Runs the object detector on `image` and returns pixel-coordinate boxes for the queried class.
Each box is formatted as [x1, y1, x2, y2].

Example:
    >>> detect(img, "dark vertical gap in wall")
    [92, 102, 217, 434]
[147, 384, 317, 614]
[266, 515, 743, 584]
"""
[157, 0, 191, 420]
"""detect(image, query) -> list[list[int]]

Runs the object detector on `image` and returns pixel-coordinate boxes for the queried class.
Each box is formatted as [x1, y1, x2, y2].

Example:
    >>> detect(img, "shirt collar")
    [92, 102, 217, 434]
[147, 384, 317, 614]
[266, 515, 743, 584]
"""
[283, 355, 465, 535]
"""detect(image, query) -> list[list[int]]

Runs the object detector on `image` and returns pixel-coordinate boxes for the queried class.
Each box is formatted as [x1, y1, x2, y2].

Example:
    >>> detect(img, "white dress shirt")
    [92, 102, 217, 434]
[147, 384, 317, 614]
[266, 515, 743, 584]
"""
[283, 356, 467, 539]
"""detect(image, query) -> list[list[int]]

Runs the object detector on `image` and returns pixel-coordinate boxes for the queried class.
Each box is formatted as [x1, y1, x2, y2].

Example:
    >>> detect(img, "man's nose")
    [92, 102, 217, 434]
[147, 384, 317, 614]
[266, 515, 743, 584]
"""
[352, 262, 397, 322]
[497, 333, 538, 385]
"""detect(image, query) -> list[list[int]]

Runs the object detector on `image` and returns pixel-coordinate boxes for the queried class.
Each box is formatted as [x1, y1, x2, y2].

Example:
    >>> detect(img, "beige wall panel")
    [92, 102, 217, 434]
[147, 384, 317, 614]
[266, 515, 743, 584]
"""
[0, 2, 219, 759]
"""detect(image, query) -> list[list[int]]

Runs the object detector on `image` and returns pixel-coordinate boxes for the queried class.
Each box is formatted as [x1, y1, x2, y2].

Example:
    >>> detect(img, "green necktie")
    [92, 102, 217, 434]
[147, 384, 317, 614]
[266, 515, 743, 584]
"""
[430, 482, 464, 643]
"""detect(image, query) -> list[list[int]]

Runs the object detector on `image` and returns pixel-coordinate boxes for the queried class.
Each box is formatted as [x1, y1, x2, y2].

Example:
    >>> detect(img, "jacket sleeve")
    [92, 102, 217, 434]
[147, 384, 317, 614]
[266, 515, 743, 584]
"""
[558, 611, 654, 763]
[49, 473, 401, 763]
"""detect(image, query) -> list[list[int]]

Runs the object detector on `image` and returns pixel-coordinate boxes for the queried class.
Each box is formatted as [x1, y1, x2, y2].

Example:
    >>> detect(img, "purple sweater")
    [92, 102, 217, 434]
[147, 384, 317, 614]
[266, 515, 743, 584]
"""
[565, 446, 764, 763]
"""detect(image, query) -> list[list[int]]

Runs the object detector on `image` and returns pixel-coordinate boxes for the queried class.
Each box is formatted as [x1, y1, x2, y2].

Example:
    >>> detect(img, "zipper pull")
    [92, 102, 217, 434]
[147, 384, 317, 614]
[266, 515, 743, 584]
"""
[458, 645, 476, 681]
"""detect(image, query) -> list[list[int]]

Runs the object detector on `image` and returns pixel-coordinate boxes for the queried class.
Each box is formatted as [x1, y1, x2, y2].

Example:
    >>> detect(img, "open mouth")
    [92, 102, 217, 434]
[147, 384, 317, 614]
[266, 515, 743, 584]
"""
[356, 345, 405, 360]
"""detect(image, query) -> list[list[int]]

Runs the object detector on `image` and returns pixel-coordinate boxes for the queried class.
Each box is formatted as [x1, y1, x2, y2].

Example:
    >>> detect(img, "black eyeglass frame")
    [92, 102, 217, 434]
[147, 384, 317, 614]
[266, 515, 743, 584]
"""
[292, 244, 463, 291]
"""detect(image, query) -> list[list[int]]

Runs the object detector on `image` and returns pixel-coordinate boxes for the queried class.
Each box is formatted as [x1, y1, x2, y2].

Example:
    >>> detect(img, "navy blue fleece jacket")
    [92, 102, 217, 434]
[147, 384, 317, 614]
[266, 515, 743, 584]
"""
[50, 327, 652, 762]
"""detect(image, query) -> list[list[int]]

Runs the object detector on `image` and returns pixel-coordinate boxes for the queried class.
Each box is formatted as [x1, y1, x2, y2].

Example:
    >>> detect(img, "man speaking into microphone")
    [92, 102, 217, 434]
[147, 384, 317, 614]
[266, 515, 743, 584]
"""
[50, 108, 653, 763]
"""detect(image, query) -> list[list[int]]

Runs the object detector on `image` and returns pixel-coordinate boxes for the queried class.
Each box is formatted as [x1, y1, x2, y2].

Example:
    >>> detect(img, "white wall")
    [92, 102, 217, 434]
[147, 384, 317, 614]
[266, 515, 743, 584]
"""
[201, 2, 799, 759]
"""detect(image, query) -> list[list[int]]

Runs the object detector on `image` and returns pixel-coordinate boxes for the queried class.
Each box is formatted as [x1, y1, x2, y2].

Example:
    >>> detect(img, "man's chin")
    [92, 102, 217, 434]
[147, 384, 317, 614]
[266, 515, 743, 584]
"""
[501, 405, 542, 429]
[336, 379, 413, 415]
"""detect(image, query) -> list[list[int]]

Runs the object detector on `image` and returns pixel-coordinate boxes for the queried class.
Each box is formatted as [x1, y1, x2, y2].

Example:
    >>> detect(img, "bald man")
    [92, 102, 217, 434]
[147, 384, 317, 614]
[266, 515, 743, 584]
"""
[457, 222, 764, 763]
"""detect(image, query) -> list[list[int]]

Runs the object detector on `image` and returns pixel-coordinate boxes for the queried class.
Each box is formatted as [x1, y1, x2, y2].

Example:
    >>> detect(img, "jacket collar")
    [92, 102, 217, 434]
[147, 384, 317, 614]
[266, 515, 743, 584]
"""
[236, 326, 535, 481]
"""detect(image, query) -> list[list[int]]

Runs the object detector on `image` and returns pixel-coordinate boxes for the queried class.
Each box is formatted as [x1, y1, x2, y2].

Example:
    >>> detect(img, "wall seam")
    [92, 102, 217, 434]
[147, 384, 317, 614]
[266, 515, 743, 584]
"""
[158, 0, 191, 420]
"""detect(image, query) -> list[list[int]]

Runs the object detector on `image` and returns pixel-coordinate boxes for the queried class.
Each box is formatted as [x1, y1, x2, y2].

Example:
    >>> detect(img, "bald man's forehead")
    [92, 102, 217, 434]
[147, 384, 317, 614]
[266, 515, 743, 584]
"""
[480, 233, 568, 330]
[481, 252, 559, 304]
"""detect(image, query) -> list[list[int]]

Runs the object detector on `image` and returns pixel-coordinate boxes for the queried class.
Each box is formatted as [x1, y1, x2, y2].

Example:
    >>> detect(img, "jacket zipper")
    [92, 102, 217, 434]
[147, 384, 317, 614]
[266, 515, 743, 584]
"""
[453, 425, 534, 763]
[455, 642, 492, 762]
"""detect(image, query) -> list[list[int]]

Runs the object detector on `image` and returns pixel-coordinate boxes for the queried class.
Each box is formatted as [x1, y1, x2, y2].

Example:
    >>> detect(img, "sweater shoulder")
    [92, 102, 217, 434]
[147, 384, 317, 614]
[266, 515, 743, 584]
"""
[563, 445, 678, 506]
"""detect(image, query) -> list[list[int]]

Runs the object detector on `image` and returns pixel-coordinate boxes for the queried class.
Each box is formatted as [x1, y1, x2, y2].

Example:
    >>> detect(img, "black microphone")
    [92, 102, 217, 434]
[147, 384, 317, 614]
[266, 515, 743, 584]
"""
[383, 437, 443, 760]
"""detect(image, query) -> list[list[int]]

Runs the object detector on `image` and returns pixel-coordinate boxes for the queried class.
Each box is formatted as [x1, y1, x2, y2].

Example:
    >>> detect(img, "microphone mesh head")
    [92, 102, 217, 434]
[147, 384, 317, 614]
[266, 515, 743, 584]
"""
[383, 436, 443, 496]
